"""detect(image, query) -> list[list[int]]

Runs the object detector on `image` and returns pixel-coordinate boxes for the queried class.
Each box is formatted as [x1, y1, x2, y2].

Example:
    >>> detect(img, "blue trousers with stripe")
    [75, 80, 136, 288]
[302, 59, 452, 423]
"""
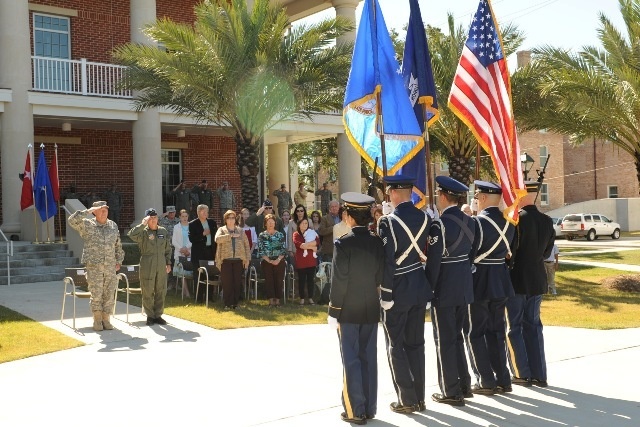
[338, 322, 378, 418]
[506, 294, 547, 381]
[382, 304, 426, 406]
[431, 305, 470, 398]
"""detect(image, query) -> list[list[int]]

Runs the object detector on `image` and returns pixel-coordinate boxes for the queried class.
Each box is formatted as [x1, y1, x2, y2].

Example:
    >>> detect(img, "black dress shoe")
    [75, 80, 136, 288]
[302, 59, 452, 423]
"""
[460, 387, 474, 398]
[417, 401, 426, 411]
[512, 376, 532, 386]
[365, 414, 375, 420]
[531, 379, 548, 387]
[389, 402, 418, 414]
[340, 412, 366, 425]
[154, 316, 167, 325]
[497, 385, 513, 393]
[431, 393, 465, 406]
[472, 385, 497, 395]
[145, 318, 155, 326]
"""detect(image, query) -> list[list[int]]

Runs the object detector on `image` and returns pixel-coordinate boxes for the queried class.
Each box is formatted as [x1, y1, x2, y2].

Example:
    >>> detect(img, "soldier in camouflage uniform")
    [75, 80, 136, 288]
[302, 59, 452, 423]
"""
[272, 184, 293, 217]
[128, 208, 172, 326]
[68, 200, 124, 331]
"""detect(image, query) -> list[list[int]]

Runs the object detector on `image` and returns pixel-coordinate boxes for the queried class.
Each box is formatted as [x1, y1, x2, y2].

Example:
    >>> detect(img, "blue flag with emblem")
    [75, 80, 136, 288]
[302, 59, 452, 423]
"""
[343, 0, 423, 176]
[398, 0, 440, 208]
[34, 149, 57, 222]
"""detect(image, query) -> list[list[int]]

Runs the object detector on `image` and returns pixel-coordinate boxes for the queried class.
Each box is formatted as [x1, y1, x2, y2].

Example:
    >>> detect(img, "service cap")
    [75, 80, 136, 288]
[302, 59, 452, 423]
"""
[383, 174, 415, 191]
[436, 176, 469, 196]
[341, 192, 375, 210]
[263, 199, 273, 207]
[524, 180, 541, 193]
[474, 180, 502, 194]
[145, 208, 158, 217]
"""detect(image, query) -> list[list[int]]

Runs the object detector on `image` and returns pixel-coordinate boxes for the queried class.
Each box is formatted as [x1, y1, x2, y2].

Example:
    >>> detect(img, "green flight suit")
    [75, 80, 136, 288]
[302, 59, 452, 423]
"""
[128, 223, 172, 319]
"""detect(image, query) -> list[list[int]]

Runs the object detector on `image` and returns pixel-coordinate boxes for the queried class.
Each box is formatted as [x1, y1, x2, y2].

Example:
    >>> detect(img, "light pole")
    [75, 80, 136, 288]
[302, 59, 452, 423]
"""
[520, 152, 535, 181]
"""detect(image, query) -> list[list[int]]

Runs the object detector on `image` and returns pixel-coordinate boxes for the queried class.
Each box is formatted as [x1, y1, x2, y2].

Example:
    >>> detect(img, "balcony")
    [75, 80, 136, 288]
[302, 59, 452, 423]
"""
[32, 56, 132, 99]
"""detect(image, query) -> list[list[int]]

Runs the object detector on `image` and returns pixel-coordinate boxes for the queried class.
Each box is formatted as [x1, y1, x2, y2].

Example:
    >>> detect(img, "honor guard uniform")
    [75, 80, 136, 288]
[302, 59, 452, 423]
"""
[467, 181, 516, 394]
[377, 175, 433, 414]
[426, 176, 476, 406]
[328, 192, 384, 425]
[506, 181, 555, 387]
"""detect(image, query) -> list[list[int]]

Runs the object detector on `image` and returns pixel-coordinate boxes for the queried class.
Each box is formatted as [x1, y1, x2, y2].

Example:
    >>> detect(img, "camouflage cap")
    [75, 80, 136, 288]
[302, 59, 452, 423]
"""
[92, 201, 108, 208]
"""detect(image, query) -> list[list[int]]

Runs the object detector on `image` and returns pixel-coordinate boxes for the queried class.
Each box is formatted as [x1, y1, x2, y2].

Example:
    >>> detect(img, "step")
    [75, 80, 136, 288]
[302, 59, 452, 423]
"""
[0, 272, 67, 286]
[3, 250, 74, 261]
[0, 242, 69, 254]
[1, 257, 80, 270]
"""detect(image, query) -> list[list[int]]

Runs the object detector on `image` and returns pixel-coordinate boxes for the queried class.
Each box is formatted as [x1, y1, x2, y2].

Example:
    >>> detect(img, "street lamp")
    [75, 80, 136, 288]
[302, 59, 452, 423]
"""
[520, 152, 535, 180]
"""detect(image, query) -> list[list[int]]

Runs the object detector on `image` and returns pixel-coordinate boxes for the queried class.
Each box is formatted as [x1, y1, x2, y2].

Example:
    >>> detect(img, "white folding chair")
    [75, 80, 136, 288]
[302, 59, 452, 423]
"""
[60, 267, 92, 331]
[195, 260, 221, 308]
[112, 265, 143, 324]
[175, 256, 194, 300]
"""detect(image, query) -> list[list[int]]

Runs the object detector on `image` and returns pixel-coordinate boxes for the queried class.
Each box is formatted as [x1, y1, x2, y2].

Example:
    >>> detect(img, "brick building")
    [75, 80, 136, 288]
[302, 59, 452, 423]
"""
[0, 0, 362, 238]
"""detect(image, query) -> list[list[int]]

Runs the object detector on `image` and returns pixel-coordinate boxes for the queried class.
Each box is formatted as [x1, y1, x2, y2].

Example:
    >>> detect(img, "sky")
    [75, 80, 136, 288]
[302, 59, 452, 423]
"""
[296, 0, 626, 71]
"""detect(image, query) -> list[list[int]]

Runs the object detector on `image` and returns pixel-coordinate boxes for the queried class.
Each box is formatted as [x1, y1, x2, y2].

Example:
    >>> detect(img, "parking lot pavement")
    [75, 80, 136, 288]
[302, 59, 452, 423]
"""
[1, 281, 640, 426]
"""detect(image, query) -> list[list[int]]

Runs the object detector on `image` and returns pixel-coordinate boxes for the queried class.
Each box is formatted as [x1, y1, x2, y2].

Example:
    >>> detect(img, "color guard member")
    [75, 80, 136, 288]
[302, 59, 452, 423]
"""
[328, 192, 384, 425]
[378, 175, 433, 414]
[467, 181, 515, 394]
[426, 176, 476, 406]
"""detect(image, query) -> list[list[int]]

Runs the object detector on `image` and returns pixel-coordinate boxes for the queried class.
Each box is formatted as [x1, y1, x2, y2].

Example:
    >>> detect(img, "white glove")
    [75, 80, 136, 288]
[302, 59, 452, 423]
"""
[426, 207, 439, 220]
[382, 201, 393, 215]
[327, 315, 338, 330]
[471, 199, 479, 213]
[380, 300, 395, 311]
[426, 301, 431, 310]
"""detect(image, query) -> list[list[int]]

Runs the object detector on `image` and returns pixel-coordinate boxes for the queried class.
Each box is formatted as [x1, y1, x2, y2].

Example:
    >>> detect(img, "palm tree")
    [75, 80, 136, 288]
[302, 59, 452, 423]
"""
[513, 0, 640, 189]
[427, 14, 523, 184]
[113, 0, 354, 211]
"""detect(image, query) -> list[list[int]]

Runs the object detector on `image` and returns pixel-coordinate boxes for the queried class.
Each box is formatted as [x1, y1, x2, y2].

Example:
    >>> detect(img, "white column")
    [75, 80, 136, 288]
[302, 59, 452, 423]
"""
[267, 139, 290, 208]
[0, 0, 34, 234]
[333, 0, 361, 194]
[130, 0, 162, 219]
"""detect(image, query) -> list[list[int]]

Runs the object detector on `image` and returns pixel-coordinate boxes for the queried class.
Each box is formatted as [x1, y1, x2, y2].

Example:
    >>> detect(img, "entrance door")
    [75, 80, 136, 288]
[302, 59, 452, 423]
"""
[161, 149, 182, 210]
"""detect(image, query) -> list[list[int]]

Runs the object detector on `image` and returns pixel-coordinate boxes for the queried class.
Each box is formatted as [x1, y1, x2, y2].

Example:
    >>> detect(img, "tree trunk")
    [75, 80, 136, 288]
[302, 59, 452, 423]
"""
[447, 152, 473, 186]
[235, 133, 260, 212]
[635, 151, 640, 196]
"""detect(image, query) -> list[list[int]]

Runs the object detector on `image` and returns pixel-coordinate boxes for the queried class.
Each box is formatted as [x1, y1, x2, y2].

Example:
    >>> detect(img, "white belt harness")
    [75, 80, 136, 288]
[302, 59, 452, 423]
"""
[474, 213, 512, 263]
[387, 213, 429, 265]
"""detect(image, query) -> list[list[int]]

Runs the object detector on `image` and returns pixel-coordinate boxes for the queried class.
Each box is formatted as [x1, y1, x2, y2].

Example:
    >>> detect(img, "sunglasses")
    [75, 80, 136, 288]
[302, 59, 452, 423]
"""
[264, 207, 273, 209]
[295, 209, 304, 212]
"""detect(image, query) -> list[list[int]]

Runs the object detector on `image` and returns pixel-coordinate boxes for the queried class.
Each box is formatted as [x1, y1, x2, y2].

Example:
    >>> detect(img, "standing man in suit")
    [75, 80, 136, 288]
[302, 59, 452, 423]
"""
[426, 176, 476, 407]
[467, 181, 516, 395]
[506, 181, 555, 387]
[189, 204, 218, 302]
[378, 175, 433, 414]
[328, 192, 384, 425]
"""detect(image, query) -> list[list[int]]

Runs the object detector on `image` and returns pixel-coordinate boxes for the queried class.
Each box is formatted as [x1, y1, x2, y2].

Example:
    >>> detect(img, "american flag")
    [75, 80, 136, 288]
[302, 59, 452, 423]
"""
[448, 0, 525, 223]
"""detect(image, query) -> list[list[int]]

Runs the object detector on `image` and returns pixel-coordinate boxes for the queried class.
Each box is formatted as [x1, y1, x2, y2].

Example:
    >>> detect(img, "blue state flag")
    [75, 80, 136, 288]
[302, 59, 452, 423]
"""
[34, 149, 57, 222]
[398, 0, 440, 208]
[343, 0, 424, 176]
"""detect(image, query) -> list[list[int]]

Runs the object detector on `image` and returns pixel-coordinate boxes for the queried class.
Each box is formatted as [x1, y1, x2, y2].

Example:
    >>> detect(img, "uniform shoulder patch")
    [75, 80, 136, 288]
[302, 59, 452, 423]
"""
[429, 235, 439, 245]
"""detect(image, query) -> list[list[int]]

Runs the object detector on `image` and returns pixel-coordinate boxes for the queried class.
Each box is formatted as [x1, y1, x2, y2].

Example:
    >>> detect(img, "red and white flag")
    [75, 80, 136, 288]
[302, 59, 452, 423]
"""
[20, 149, 33, 210]
[448, 0, 526, 223]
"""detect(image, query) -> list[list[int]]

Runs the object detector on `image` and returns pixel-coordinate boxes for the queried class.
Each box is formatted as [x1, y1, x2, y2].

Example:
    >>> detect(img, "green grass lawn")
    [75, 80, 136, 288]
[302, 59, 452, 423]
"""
[562, 249, 640, 264]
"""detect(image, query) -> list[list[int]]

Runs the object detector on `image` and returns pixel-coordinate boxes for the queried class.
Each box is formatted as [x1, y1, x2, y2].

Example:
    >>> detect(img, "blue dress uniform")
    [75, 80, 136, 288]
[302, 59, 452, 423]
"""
[378, 175, 433, 413]
[328, 193, 384, 425]
[506, 181, 555, 386]
[467, 181, 515, 394]
[426, 176, 475, 406]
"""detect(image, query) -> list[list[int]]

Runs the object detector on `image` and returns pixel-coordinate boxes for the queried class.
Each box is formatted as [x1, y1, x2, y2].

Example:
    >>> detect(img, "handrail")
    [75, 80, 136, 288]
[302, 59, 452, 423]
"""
[0, 228, 13, 287]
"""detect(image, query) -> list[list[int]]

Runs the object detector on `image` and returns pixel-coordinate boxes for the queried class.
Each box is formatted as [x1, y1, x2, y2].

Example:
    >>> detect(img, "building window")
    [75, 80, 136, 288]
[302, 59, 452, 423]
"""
[440, 162, 449, 172]
[539, 145, 548, 168]
[33, 13, 71, 91]
[608, 185, 618, 198]
[540, 183, 549, 206]
[162, 149, 182, 209]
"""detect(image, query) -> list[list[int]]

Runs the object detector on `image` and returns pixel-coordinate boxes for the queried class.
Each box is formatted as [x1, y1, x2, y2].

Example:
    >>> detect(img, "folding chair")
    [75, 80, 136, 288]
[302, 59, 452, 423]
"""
[61, 267, 92, 331]
[195, 260, 221, 308]
[247, 260, 288, 303]
[175, 256, 194, 300]
[112, 265, 143, 324]
[287, 262, 296, 301]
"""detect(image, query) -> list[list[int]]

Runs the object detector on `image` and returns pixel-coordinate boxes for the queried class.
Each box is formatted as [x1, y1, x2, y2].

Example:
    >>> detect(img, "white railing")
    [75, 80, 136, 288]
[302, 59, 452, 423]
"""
[32, 56, 132, 98]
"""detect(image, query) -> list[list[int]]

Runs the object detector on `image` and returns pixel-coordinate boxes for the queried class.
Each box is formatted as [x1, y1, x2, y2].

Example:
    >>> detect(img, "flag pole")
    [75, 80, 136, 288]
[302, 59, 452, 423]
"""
[54, 144, 64, 243]
[371, 0, 388, 189]
[30, 144, 40, 244]
[422, 109, 435, 211]
[40, 144, 51, 243]
[475, 143, 481, 179]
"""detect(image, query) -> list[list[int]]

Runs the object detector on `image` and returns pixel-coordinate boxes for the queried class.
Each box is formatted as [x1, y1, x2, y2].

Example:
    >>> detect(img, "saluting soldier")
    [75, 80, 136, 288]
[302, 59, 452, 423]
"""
[378, 175, 433, 414]
[467, 181, 516, 394]
[172, 180, 191, 213]
[426, 176, 476, 407]
[506, 181, 555, 387]
[128, 208, 172, 326]
[328, 192, 384, 425]
[272, 184, 293, 218]
[68, 201, 124, 331]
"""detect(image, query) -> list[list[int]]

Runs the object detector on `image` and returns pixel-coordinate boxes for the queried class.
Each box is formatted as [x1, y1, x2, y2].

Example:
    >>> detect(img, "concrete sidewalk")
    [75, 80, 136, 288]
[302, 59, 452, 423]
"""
[1, 281, 639, 427]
